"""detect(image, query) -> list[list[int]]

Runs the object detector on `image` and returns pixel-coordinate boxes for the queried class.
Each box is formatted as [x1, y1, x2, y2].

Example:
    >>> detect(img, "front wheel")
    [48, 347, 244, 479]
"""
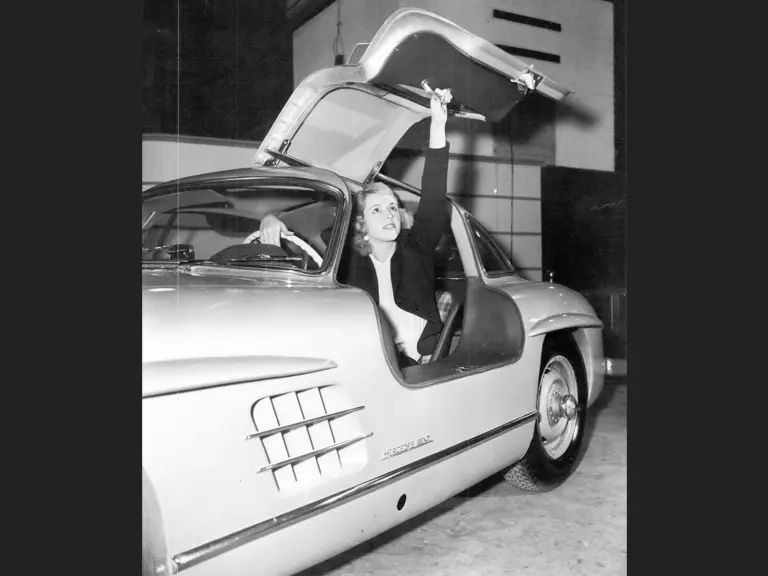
[504, 335, 588, 492]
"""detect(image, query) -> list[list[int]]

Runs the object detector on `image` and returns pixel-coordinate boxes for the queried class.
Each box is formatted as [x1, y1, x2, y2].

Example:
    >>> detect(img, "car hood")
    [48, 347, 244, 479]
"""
[253, 7, 571, 183]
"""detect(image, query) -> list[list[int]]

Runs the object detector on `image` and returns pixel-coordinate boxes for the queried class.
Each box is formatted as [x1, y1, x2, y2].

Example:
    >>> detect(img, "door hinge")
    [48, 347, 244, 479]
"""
[264, 140, 291, 167]
[364, 161, 384, 185]
[513, 67, 545, 96]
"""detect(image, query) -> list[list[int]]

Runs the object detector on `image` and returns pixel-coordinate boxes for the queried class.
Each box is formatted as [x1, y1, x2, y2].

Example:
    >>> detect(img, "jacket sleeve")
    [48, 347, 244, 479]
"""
[402, 143, 451, 254]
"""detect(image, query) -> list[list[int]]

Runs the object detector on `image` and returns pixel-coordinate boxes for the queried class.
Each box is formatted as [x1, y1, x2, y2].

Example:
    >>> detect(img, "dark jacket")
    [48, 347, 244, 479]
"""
[345, 144, 451, 356]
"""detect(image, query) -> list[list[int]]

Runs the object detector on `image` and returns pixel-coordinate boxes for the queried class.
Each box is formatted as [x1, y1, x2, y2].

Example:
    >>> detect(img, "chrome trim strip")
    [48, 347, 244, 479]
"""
[256, 432, 373, 473]
[245, 406, 365, 440]
[173, 411, 536, 571]
[142, 357, 338, 399]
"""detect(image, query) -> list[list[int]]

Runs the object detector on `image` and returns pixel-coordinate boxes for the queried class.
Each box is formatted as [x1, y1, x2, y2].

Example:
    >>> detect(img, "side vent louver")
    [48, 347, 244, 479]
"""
[248, 385, 370, 491]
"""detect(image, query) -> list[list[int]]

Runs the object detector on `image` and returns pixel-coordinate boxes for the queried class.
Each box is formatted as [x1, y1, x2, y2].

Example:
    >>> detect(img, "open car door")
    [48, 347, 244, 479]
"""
[253, 7, 571, 184]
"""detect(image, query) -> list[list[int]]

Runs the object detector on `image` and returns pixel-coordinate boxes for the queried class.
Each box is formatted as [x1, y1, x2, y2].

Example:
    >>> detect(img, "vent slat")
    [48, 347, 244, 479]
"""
[256, 433, 373, 473]
[246, 406, 365, 440]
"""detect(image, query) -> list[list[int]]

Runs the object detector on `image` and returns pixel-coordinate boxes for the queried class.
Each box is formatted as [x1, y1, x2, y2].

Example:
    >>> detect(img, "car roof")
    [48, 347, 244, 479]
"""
[142, 165, 352, 199]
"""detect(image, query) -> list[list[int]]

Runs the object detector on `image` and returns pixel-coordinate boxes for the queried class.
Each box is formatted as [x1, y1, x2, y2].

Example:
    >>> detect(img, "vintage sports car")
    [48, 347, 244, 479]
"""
[142, 8, 605, 576]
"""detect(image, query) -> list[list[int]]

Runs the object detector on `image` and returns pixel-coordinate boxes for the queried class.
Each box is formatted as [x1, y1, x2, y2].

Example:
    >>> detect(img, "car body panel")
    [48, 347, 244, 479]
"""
[174, 417, 534, 576]
[143, 339, 539, 573]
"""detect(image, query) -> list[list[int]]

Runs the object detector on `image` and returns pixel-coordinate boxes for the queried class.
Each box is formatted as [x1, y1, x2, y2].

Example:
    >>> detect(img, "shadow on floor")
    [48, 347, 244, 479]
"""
[297, 380, 625, 575]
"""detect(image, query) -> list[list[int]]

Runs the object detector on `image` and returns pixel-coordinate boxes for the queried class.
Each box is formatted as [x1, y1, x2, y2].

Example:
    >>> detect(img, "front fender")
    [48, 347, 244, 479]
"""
[528, 312, 603, 337]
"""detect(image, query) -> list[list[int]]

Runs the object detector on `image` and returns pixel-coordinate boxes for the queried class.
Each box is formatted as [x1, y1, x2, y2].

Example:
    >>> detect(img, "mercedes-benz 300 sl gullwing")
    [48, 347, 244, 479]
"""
[142, 8, 605, 576]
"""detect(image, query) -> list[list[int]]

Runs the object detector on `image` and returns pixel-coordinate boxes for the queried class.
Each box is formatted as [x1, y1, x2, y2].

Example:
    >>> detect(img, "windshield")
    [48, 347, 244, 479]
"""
[141, 182, 341, 272]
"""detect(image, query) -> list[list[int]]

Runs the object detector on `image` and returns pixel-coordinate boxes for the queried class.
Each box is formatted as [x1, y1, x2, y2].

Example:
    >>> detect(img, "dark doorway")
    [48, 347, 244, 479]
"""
[541, 167, 626, 361]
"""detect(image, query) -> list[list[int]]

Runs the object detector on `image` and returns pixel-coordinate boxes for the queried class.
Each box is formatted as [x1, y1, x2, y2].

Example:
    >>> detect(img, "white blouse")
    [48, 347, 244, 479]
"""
[369, 253, 427, 362]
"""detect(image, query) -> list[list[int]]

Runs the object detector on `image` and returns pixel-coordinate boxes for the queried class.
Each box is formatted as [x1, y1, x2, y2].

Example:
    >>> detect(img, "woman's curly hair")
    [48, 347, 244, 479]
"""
[351, 182, 414, 257]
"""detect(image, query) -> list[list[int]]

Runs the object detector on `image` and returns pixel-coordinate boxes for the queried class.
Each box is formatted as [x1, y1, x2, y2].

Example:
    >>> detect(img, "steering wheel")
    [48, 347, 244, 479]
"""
[242, 230, 323, 268]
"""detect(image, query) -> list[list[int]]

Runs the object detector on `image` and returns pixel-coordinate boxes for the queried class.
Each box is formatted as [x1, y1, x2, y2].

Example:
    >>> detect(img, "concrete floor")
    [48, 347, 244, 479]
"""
[299, 381, 627, 576]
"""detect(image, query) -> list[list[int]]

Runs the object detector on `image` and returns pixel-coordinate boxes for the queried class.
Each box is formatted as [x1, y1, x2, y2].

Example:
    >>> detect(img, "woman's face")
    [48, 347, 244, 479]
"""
[363, 191, 401, 242]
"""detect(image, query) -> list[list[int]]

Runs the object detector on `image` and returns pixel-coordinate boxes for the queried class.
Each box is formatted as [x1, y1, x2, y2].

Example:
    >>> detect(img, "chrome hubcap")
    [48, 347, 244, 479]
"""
[538, 355, 580, 459]
[548, 394, 577, 423]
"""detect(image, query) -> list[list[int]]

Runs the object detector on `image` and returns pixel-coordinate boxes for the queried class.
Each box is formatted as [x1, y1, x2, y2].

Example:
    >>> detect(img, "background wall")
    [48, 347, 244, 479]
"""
[142, 0, 293, 140]
[541, 166, 626, 364]
[142, 134, 260, 191]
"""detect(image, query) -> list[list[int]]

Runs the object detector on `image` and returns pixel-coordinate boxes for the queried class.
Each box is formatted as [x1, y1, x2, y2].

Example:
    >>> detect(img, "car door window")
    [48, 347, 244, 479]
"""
[467, 217, 514, 275]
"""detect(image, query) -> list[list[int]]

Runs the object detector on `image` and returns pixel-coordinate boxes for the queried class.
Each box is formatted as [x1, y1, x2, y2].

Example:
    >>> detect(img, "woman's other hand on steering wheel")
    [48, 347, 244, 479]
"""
[259, 213, 294, 246]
